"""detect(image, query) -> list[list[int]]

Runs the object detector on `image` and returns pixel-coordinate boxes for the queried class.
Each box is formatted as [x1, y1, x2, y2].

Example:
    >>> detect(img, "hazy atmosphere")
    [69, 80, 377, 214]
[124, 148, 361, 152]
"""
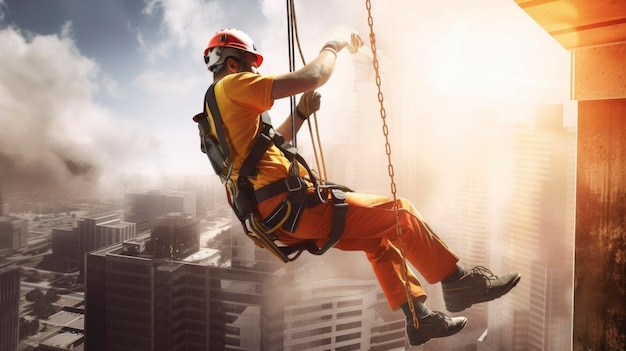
[1, 1, 578, 349]
[0, 0, 573, 196]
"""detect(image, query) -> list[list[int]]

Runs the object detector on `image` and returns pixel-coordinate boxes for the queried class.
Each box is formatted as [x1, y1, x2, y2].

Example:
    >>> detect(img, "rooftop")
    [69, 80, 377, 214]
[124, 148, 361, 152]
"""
[45, 310, 84, 330]
[40, 331, 83, 348]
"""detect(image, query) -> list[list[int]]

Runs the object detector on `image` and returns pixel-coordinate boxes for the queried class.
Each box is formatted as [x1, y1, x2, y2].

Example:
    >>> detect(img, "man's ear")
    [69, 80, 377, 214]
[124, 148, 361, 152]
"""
[226, 57, 239, 72]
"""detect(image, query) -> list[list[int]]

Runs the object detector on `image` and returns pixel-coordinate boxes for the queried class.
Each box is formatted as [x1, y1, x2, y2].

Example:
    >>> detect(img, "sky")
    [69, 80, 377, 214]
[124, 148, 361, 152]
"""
[0, 0, 573, 196]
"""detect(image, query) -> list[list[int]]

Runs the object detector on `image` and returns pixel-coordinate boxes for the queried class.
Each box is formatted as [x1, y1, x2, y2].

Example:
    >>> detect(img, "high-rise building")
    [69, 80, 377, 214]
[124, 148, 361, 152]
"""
[0, 197, 27, 251]
[483, 105, 576, 350]
[49, 226, 79, 271]
[85, 211, 406, 350]
[424, 110, 498, 349]
[0, 193, 8, 217]
[76, 213, 136, 280]
[271, 279, 405, 351]
[124, 190, 196, 234]
[0, 265, 20, 351]
[85, 231, 270, 351]
[78, 213, 135, 253]
[152, 213, 200, 260]
[261, 254, 406, 351]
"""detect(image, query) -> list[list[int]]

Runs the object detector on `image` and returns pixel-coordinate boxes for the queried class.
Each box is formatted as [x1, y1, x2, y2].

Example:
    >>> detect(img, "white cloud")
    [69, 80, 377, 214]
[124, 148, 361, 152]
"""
[100, 73, 124, 99]
[129, 0, 225, 126]
[0, 26, 159, 194]
[139, 0, 223, 61]
[60, 20, 73, 39]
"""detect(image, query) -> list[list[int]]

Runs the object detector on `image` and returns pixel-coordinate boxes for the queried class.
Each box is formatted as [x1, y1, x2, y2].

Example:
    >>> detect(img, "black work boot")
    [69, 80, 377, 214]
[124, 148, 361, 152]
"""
[406, 311, 467, 346]
[442, 266, 521, 313]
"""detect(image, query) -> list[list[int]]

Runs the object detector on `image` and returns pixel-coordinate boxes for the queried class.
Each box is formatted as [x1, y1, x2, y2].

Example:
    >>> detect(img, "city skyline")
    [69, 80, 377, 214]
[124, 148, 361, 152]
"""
[1, 104, 578, 350]
[0, 0, 581, 349]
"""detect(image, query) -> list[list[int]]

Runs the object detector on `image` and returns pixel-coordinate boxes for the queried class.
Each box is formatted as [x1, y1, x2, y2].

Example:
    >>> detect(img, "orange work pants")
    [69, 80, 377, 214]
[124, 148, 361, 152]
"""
[257, 191, 459, 311]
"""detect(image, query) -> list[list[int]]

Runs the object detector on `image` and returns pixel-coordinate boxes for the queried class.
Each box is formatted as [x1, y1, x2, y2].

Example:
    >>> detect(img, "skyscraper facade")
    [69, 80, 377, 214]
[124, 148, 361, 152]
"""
[85, 218, 271, 351]
[0, 265, 20, 351]
[76, 212, 136, 280]
[261, 254, 406, 351]
[50, 226, 80, 271]
[0, 199, 27, 251]
[85, 212, 408, 350]
[152, 213, 200, 260]
[124, 190, 196, 234]
[485, 105, 576, 351]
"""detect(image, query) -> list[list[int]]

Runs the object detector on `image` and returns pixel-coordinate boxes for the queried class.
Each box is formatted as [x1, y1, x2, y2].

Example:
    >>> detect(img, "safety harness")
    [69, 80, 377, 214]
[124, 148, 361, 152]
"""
[193, 83, 350, 262]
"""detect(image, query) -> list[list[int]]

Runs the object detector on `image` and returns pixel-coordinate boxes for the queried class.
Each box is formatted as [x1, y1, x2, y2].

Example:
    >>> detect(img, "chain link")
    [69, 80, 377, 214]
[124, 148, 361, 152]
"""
[365, 0, 418, 329]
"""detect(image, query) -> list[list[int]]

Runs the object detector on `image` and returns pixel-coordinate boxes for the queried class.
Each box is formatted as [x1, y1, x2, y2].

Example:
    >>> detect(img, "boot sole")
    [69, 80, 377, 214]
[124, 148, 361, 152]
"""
[409, 318, 468, 346]
[445, 274, 521, 313]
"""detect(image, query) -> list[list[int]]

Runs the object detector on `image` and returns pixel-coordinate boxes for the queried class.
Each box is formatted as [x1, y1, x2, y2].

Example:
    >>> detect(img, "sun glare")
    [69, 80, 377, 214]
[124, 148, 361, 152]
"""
[425, 7, 571, 116]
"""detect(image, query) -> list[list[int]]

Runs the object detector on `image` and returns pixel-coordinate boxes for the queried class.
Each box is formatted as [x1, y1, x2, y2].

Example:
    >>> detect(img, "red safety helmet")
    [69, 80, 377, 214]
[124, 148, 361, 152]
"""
[203, 28, 263, 72]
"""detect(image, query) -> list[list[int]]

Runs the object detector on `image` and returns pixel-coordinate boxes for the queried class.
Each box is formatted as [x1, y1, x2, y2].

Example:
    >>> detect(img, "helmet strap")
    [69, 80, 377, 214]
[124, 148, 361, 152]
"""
[237, 51, 246, 73]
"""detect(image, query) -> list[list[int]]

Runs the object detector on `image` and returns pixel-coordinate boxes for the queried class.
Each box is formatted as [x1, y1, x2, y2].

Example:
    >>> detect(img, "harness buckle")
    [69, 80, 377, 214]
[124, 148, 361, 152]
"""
[285, 176, 303, 192]
[330, 188, 346, 202]
[314, 185, 328, 205]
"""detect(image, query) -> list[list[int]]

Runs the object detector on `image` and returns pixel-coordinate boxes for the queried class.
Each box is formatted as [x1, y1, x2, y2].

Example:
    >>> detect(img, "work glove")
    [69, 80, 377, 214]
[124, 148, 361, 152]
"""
[296, 90, 321, 120]
[321, 32, 364, 55]
[347, 32, 364, 53]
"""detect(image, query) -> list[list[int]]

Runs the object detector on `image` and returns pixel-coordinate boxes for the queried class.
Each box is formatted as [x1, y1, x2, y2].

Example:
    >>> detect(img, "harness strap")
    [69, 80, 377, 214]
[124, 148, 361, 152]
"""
[283, 194, 306, 232]
[255, 177, 306, 204]
[205, 84, 231, 159]
[254, 176, 308, 232]
[240, 112, 273, 178]
[258, 198, 291, 232]
[230, 177, 256, 221]
[276, 187, 348, 256]
[312, 188, 348, 255]
[239, 112, 313, 184]
[272, 133, 315, 182]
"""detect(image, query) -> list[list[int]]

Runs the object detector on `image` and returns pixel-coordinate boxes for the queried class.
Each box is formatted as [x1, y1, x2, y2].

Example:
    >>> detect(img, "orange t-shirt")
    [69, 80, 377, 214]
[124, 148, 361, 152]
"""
[209, 72, 306, 190]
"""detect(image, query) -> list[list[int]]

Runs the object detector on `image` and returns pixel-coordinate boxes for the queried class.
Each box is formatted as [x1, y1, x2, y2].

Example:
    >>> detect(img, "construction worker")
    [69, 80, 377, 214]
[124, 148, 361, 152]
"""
[196, 28, 521, 346]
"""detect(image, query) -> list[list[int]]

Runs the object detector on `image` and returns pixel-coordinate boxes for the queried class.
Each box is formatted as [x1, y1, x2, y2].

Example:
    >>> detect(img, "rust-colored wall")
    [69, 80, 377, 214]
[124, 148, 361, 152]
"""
[575, 98, 626, 351]
[573, 43, 626, 101]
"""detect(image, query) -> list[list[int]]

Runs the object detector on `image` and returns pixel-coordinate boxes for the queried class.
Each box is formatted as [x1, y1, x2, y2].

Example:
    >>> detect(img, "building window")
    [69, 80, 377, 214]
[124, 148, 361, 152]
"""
[337, 299, 362, 308]
[290, 338, 331, 351]
[336, 343, 362, 351]
[337, 310, 361, 319]
[336, 332, 361, 342]
[292, 326, 332, 339]
[337, 321, 361, 331]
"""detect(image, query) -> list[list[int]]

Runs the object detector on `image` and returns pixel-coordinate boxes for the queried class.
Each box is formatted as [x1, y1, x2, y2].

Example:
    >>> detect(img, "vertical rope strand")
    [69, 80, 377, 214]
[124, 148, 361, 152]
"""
[289, 1, 328, 183]
[286, 0, 297, 150]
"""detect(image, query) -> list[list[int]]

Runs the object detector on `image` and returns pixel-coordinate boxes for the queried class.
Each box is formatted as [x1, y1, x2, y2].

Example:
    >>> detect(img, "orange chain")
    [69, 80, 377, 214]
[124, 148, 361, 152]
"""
[365, 0, 418, 328]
